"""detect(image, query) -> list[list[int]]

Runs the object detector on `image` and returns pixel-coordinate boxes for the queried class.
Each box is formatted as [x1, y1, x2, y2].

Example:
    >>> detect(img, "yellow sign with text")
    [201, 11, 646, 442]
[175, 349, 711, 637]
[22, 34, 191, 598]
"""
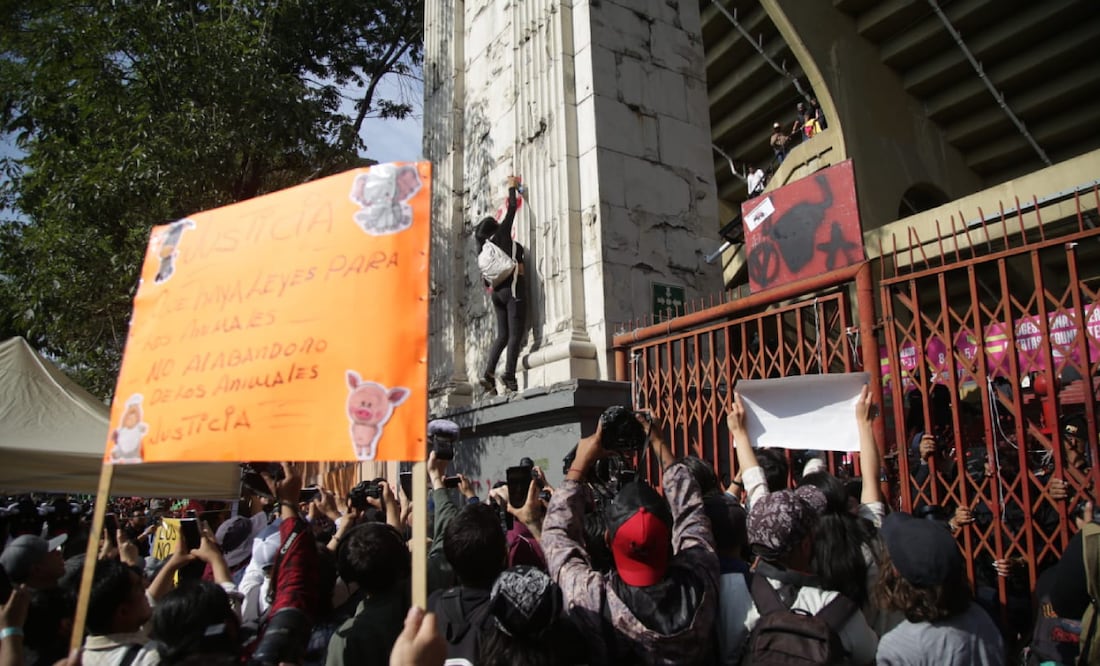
[105, 164, 430, 463]
[152, 518, 181, 561]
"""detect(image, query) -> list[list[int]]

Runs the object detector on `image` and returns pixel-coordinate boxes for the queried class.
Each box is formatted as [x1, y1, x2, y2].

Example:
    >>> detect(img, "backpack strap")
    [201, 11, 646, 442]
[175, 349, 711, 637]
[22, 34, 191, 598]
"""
[749, 567, 856, 630]
[814, 593, 857, 631]
[509, 239, 518, 298]
[265, 518, 306, 606]
[440, 588, 467, 643]
[117, 643, 143, 666]
[748, 572, 788, 616]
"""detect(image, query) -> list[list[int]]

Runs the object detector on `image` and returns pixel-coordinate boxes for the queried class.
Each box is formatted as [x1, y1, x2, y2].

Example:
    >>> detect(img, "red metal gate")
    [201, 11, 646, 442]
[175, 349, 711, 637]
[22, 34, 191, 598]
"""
[613, 261, 883, 485]
[879, 188, 1100, 613]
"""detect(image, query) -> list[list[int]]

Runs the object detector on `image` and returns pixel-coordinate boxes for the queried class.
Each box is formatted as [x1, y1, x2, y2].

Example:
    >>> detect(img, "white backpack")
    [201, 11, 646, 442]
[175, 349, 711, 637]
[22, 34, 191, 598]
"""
[478, 242, 516, 288]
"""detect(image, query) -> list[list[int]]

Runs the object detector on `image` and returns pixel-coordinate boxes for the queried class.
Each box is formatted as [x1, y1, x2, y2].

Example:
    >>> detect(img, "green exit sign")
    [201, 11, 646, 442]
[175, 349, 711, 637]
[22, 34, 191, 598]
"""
[652, 282, 685, 322]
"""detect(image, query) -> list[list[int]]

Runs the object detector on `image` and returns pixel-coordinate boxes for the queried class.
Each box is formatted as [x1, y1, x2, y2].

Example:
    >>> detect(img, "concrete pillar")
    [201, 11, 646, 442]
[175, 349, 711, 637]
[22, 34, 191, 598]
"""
[424, 0, 723, 408]
[424, 0, 473, 409]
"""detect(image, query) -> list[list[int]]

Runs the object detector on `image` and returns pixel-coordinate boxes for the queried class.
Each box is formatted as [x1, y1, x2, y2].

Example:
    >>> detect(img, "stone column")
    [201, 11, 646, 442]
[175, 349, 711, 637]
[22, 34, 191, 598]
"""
[425, 0, 722, 407]
[574, 0, 721, 375]
[424, 0, 473, 408]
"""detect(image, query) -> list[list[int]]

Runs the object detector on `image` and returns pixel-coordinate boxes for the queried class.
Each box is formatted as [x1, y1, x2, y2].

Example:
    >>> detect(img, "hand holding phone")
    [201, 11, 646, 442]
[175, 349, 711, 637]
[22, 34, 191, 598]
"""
[104, 513, 119, 545]
[505, 466, 531, 509]
[179, 518, 202, 551]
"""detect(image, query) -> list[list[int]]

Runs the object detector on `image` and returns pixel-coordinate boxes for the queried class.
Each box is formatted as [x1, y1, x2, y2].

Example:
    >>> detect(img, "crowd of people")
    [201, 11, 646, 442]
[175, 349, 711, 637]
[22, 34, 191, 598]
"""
[768, 98, 826, 168]
[0, 388, 1096, 665]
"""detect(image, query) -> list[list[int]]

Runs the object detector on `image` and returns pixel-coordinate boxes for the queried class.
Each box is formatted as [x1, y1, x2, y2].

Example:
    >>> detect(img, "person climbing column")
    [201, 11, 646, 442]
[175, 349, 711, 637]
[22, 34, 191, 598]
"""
[475, 176, 526, 395]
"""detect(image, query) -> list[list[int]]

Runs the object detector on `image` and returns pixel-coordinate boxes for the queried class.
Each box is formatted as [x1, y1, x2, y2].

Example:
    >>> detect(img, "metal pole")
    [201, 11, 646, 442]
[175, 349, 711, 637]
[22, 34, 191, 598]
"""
[925, 0, 1050, 166]
[614, 262, 865, 348]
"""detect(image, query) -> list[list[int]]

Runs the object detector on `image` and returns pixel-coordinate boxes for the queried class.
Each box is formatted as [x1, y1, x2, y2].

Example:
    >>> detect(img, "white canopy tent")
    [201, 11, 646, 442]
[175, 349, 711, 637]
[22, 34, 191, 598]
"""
[0, 337, 241, 498]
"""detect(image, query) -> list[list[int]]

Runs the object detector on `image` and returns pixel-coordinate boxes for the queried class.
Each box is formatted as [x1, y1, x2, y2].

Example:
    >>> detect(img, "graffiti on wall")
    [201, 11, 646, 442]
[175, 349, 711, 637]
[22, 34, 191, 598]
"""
[742, 160, 863, 293]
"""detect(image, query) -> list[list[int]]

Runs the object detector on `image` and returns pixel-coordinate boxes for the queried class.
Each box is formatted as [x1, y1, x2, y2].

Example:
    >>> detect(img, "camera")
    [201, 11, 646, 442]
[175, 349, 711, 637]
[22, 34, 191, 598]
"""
[599, 406, 649, 452]
[241, 462, 286, 498]
[487, 482, 514, 532]
[347, 480, 382, 510]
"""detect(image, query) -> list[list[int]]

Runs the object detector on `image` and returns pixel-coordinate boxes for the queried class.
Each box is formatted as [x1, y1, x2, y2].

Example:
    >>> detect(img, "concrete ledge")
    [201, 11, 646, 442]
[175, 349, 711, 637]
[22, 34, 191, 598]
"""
[434, 379, 632, 490]
[865, 148, 1100, 264]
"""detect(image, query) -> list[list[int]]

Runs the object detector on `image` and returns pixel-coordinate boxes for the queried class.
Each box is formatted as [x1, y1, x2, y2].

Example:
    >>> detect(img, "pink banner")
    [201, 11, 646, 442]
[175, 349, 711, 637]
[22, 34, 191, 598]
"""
[880, 304, 1100, 388]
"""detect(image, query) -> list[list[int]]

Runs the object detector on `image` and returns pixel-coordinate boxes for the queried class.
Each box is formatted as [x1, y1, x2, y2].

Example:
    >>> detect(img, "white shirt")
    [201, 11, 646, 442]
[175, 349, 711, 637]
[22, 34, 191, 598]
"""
[747, 169, 766, 195]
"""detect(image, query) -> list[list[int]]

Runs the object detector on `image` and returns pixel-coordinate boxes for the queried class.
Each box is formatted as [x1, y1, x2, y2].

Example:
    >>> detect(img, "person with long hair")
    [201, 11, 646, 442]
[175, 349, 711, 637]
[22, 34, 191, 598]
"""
[151, 582, 240, 666]
[875, 512, 1003, 664]
[799, 473, 877, 607]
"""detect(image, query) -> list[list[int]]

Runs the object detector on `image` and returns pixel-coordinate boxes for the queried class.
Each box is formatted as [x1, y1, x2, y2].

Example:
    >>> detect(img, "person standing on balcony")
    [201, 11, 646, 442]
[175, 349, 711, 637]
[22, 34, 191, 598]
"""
[791, 102, 810, 141]
[770, 123, 790, 164]
[810, 97, 827, 130]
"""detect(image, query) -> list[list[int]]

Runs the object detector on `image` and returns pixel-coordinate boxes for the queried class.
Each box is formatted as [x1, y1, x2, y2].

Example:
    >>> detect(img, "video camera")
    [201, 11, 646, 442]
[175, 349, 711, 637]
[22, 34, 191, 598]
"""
[508, 457, 551, 506]
[599, 405, 649, 452]
[562, 405, 646, 492]
[428, 419, 460, 461]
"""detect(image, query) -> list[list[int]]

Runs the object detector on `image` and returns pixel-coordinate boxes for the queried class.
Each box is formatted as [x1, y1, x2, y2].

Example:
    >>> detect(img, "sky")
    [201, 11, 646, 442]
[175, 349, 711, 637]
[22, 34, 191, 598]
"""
[352, 75, 425, 164]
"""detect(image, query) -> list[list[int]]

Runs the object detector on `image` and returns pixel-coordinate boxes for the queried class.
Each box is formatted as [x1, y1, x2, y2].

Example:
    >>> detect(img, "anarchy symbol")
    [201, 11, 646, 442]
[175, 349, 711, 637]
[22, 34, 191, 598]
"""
[747, 239, 781, 287]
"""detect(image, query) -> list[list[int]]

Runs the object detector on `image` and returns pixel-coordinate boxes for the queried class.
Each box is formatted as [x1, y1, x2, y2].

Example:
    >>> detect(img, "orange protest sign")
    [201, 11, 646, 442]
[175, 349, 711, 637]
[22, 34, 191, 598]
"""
[105, 163, 430, 463]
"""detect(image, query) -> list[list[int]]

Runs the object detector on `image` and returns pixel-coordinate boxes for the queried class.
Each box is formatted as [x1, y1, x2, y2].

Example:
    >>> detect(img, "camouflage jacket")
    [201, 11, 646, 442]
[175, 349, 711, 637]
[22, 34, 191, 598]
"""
[542, 462, 720, 665]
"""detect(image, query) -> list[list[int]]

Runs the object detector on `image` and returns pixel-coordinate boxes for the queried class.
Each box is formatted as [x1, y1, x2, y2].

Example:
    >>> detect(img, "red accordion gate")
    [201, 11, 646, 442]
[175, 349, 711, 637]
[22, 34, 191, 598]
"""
[879, 189, 1100, 612]
[612, 261, 882, 487]
[613, 185, 1100, 615]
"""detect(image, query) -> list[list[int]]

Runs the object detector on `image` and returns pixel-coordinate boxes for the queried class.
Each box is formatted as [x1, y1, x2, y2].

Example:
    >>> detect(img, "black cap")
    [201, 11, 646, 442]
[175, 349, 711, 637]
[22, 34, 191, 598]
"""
[489, 566, 561, 638]
[881, 511, 963, 587]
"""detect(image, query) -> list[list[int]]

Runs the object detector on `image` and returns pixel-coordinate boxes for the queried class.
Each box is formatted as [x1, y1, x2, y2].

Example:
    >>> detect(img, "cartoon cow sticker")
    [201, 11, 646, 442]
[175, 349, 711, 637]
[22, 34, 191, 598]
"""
[345, 371, 410, 460]
[154, 218, 196, 284]
[348, 164, 422, 236]
[110, 394, 148, 463]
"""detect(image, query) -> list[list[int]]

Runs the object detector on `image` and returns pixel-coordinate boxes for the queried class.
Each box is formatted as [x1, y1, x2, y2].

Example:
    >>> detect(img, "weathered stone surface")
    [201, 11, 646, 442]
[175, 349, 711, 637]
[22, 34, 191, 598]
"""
[594, 96, 659, 160]
[622, 155, 691, 216]
[425, 0, 721, 406]
[589, 2, 654, 62]
[658, 115, 712, 178]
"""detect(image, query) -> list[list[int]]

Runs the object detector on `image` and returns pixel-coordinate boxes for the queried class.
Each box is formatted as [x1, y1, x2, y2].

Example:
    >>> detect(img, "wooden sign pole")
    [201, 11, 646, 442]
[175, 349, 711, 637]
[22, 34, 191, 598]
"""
[70, 463, 115, 651]
[410, 460, 427, 608]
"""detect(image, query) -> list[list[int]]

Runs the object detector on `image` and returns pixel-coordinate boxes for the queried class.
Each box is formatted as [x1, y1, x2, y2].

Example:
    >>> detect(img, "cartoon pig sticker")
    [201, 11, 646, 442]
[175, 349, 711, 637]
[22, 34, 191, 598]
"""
[346, 371, 410, 460]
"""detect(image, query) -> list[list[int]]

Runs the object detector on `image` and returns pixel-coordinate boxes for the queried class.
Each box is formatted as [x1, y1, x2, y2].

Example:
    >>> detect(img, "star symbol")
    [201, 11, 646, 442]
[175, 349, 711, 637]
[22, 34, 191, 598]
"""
[816, 221, 858, 271]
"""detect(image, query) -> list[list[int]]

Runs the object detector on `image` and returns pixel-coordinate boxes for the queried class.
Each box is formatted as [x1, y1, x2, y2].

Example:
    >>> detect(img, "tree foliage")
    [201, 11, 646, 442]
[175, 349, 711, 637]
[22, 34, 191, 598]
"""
[0, 0, 422, 399]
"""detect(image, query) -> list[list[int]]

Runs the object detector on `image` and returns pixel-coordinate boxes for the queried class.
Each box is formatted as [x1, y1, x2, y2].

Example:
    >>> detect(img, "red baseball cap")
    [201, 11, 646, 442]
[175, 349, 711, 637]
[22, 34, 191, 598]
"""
[606, 482, 673, 587]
